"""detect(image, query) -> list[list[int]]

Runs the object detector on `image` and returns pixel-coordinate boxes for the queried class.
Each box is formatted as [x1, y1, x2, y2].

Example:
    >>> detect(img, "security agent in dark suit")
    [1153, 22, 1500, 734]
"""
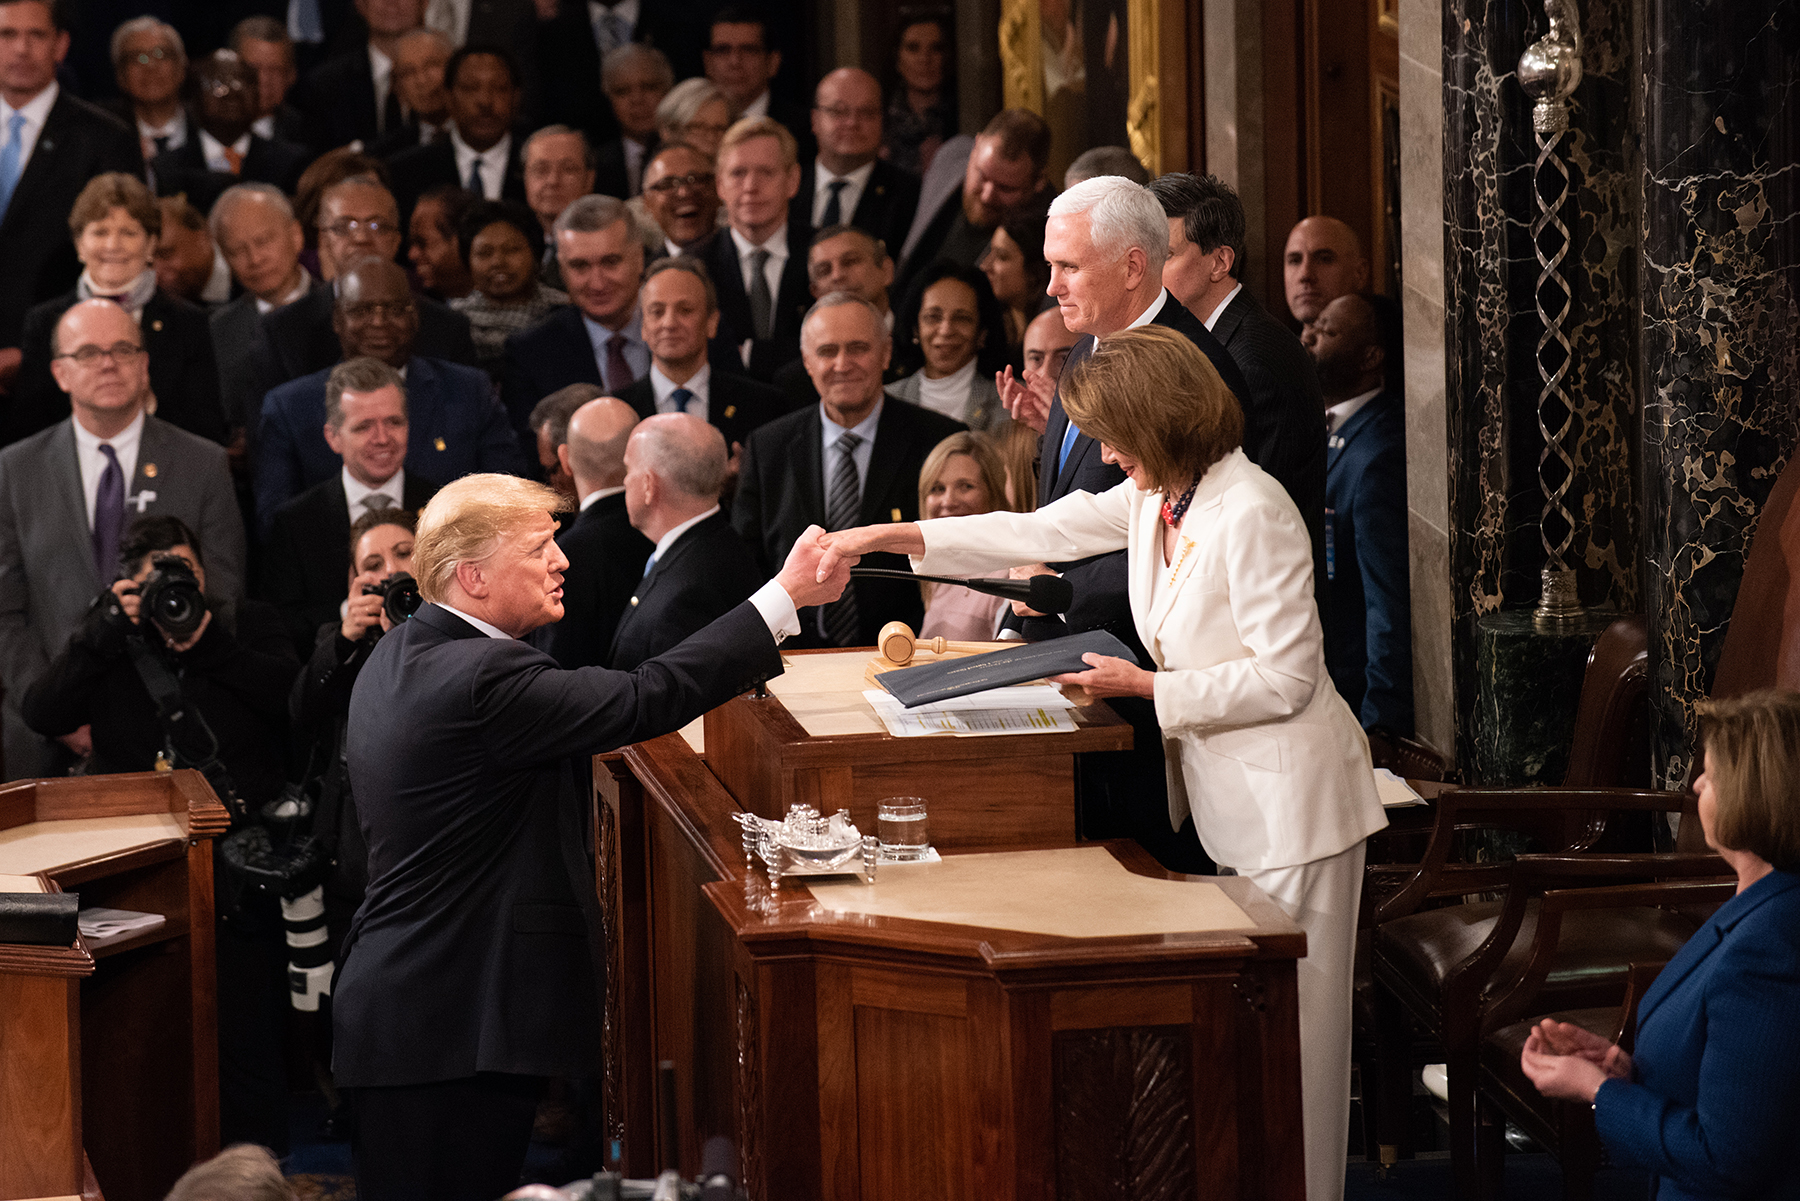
[0, 0, 143, 358]
[0, 303, 251, 771]
[609, 413, 761, 669]
[792, 69, 920, 258]
[735, 293, 965, 648]
[1309, 293, 1412, 735]
[254, 262, 524, 533]
[385, 45, 527, 223]
[501, 193, 649, 454]
[333, 473, 850, 1200]
[149, 51, 309, 216]
[702, 116, 813, 382]
[542, 397, 649, 669]
[1150, 172, 1328, 587]
[262, 358, 439, 654]
[994, 177, 1252, 872]
[615, 256, 792, 462]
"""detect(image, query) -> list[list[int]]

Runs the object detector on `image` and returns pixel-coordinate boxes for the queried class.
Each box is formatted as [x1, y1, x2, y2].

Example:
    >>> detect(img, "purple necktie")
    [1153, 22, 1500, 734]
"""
[92, 444, 124, 581]
[605, 334, 632, 393]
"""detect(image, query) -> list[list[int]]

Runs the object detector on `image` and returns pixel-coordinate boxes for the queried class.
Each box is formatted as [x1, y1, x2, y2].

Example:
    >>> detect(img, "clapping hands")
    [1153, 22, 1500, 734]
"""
[996, 365, 1055, 433]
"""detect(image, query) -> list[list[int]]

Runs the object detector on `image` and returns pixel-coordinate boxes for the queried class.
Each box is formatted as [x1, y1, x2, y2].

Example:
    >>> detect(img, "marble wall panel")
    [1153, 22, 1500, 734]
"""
[1639, 0, 1800, 785]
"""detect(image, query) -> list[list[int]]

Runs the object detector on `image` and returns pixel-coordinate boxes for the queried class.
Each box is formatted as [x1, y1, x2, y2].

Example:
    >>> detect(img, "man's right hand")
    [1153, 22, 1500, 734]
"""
[58, 724, 93, 757]
[1008, 563, 1056, 617]
[776, 525, 854, 609]
[997, 365, 1055, 433]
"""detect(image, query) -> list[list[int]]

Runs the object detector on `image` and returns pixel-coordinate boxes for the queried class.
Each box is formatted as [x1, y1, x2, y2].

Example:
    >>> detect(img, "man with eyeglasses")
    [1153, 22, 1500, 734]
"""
[895, 108, 1054, 296]
[521, 124, 594, 291]
[793, 69, 918, 259]
[701, 7, 806, 147]
[104, 16, 187, 162]
[0, 0, 142, 374]
[256, 257, 524, 535]
[639, 141, 720, 257]
[257, 176, 478, 385]
[150, 50, 309, 215]
[0, 298, 244, 780]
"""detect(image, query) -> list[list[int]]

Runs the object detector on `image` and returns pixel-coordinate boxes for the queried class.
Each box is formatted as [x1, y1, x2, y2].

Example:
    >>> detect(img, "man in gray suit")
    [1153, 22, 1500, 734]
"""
[0, 300, 244, 779]
[210, 183, 312, 442]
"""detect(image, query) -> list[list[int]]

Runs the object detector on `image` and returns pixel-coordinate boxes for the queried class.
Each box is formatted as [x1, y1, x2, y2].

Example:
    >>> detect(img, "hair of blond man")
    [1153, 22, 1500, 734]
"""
[1695, 689, 1800, 872]
[717, 115, 798, 171]
[1058, 325, 1243, 495]
[163, 1144, 295, 1201]
[412, 474, 568, 603]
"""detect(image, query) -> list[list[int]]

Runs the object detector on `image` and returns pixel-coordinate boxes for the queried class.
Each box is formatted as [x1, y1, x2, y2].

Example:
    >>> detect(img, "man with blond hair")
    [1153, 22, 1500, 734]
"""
[333, 473, 850, 1198]
[701, 115, 812, 380]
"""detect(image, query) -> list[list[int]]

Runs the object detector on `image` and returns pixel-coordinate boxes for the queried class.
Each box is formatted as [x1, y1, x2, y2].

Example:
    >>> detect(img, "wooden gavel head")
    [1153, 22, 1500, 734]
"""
[879, 621, 917, 665]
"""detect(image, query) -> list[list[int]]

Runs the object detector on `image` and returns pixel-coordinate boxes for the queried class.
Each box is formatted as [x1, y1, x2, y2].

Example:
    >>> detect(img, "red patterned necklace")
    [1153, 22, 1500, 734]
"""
[1160, 477, 1200, 528]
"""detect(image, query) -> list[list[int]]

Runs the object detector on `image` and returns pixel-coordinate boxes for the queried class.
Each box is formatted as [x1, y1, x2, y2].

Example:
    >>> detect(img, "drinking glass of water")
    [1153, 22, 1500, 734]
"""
[876, 797, 929, 860]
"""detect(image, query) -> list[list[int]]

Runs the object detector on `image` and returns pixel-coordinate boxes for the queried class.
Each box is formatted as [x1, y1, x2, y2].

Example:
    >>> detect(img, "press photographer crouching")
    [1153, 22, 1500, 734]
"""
[19, 515, 302, 1152]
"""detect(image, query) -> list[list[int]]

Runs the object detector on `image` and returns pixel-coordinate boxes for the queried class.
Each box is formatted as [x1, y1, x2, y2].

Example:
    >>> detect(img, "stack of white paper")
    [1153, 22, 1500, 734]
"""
[863, 685, 1079, 738]
[78, 907, 166, 949]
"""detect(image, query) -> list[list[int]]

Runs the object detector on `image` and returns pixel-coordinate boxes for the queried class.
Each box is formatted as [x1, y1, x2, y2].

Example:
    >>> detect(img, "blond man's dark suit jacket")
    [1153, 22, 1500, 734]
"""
[0, 415, 245, 779]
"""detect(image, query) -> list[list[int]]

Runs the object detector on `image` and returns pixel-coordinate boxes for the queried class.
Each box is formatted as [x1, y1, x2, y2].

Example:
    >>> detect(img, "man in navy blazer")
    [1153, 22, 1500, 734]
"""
[255, 260, 524, 533]
[333, 473, 849, 1199]
[1310, 294, 1411, 735]
[609, 413, 763, 669]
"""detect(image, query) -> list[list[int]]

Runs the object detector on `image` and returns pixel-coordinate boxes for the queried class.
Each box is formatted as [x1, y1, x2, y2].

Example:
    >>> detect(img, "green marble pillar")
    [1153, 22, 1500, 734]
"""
[1471, 611, 1614, 786]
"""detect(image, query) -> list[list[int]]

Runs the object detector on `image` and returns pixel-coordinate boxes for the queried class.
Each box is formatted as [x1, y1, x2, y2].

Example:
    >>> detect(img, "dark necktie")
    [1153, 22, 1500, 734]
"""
[465, 155, 486, 197]
[820, 179, 848, 228]
[381, 89, 403, 137]
[605, 333, 632, 392]
[152, 134, 171, 155]
[668, 386, 695, 415]
[822, 433, 863, 646]
[748, 248, 773, 341]
[92, 445, 124, 581]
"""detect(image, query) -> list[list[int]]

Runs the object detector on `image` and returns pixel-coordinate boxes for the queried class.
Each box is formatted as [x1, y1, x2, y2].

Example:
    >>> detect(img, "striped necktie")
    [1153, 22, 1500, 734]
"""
[821, 433, 863, 646]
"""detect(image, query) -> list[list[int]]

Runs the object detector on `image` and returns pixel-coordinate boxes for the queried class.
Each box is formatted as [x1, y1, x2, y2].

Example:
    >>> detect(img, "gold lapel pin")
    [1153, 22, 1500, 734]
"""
[143, 463, 157, 478]
[434, 437, 446, 451]
[724, 405, 736, 418]
[151, 319, 163, 332]
[890, 508, 902, 522]
[629, 596, 639, 606]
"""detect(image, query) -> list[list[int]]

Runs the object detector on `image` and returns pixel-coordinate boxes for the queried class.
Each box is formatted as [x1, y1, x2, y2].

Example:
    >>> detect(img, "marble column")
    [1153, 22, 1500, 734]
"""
[1640, 0, 1800, 786]
[1442, 0, 1642, 772]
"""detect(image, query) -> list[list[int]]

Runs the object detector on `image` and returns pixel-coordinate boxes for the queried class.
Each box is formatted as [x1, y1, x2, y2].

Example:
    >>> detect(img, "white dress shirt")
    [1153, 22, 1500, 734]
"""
[251, 113, 276, 140]
[579, 484, 625, 511]
[586, 0, 640, 47]
[342, 467, 406, 520]
[811, 158, 874, 227]
[0, 81, 60, 171]
[139, 109, 188, 152]
[424, 0, 472, 45]
[649, 362, 709, 418]
[200, 128, 253, 174]
[1201, 282, 1244, 332]
[256, 273, 313, 315]
[1123, 287, 1170, 333]
[648, 504, 718, 563]
[1325, 386, 1383, 436]
[437, 602, 511, 639]
[742, 90, 770, 119]
[729, 223, 788, 367]
[201, 244, 234, 304]
[368, 44, 396, 132]
[451, 128, 512, 199]
[72, 410, 145, 529]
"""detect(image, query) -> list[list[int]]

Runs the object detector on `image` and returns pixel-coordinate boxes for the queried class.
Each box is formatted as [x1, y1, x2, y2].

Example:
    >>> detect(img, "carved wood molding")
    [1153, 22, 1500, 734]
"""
[1126, 0, 1162, 174]
[998, 0, 1043, 113]
[597, 794, 625, 1160]
[734, 977, 764, 1200]
[1054, 1026, 1195, 1197]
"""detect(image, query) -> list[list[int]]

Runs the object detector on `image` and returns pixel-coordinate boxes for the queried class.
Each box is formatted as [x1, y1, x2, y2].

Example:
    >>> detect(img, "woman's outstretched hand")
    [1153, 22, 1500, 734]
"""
[815, 523, 926, 581]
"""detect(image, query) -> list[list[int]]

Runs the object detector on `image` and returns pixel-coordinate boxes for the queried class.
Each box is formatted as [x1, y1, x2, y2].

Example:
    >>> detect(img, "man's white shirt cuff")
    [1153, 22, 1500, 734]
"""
[751, 579, 802, 642]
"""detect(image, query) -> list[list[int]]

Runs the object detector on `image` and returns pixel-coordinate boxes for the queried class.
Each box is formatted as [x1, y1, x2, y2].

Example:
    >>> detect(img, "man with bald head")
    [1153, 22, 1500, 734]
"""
[259, 176, 478, 385]
[1284, 215, 1370, 329]
[734, 293, 964, 646]
[794, 68, 919, 255]
[1309, 292, 1411, 737]
[0, 299, 243, 778]
[542, 397, 651, 669]
[255, 258, 524, 532]
[608, 413, 764, 669]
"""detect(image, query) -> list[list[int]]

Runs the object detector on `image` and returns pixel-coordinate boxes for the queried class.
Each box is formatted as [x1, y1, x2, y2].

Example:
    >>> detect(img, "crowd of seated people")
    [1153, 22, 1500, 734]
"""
[0, 0, 1422, 1186]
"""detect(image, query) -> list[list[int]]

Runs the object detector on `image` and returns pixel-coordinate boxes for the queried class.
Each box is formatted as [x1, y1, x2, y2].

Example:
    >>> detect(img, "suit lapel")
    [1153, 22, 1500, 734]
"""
[1143, 455, 1234, 642]
[794, 407, 825, 524]
[131, 419, 166, 504]
[1635, 874, 1799, 1029]
[859, 405, 908, 524]
[1328, 392, 1390, 473]
[775, 223, 812, 336]
[1209, 292, 1246, 348]
[46, 423, 93, 584]
[710, 232, 753, 338]
[1, 94, 69, 236]
[1043, 335, 1097, 502]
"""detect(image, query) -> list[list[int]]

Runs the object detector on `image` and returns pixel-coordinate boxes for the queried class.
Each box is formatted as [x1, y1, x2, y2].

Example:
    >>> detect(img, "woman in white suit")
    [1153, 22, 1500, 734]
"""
[819, 325, 1387, 1201]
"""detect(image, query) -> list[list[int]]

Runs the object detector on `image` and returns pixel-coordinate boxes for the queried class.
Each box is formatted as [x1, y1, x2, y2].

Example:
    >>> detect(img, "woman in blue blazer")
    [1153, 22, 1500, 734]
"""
[1522, 689, 1800, 1199]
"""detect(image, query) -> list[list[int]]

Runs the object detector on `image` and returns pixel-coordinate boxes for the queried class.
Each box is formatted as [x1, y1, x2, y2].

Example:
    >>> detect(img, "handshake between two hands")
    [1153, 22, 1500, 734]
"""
[773, 525, 861, 610]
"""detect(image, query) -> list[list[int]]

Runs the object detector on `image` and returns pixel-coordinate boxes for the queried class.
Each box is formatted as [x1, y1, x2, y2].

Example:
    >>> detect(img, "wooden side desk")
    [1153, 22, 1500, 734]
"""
[0, 771, 228, 1201]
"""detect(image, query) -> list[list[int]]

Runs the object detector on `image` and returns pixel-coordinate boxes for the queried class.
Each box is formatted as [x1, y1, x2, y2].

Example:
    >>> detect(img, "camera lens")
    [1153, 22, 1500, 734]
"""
[142, 556, 206, 641]
[382, 573, 423, 624]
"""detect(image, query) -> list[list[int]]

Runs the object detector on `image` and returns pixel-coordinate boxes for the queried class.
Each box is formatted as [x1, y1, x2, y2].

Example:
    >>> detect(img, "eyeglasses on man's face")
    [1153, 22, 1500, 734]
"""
[54, 342, 146, 367]
[645, 172, 716, 195]
[320, 218, 398, 238]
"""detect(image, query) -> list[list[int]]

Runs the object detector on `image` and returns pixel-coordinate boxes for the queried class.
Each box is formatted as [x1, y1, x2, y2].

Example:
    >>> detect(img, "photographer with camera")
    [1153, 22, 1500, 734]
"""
[20, 513, 301, 1153]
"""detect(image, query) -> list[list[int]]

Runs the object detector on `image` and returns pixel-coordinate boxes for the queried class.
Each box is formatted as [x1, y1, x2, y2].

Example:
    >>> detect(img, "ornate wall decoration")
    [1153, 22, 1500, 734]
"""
[1053, 1027, 1195, 1200]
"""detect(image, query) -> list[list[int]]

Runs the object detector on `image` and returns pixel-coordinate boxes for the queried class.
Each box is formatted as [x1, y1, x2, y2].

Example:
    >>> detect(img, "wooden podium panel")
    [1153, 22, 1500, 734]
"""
[598, 732, 1307, 1199]
[0, 772, 228, 1201]
[703, 650, 1133, 850]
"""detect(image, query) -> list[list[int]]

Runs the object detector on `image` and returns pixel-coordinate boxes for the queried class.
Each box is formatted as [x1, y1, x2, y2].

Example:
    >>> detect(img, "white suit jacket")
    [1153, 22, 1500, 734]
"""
[915, 448, 1387, 871]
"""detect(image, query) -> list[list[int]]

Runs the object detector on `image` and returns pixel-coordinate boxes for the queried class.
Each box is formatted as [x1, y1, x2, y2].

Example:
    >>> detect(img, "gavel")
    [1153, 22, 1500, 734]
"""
[877, 621, 1003, 667]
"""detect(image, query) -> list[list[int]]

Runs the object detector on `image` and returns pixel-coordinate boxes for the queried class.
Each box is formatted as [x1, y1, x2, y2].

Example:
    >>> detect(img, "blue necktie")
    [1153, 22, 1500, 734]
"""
[1057, 419, 1081, 474]
[641, 553, 656, 579]
[0, 113, 28, 223]
[466, 156, 486, 198]
[669, 386, 695, 415]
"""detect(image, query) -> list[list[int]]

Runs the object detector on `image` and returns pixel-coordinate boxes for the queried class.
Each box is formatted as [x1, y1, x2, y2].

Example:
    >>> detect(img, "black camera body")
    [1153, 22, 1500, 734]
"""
[139, 554, 207, 641]
[361, 571, 423, 629]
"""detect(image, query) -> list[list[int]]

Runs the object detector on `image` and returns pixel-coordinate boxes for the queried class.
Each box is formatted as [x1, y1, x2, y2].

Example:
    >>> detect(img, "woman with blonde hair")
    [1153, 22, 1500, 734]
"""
[915, 431, 1017, 641]
[1523, 689, 1800, 1199]
[819, 325, 1385, 1201]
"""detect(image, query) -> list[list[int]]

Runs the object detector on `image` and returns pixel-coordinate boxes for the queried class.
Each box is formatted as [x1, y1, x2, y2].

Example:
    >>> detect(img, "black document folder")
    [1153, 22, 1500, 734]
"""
[0, 891, 79, 946]
[876, 630, 1137, 708]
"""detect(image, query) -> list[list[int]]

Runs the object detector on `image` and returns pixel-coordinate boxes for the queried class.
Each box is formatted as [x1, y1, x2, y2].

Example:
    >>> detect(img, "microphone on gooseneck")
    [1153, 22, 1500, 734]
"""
[847, 568, 1075, 614]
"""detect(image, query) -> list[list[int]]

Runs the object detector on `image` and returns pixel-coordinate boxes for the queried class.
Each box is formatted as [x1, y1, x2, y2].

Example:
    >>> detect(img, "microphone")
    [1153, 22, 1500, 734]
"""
[848, 568, 1075, 614]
